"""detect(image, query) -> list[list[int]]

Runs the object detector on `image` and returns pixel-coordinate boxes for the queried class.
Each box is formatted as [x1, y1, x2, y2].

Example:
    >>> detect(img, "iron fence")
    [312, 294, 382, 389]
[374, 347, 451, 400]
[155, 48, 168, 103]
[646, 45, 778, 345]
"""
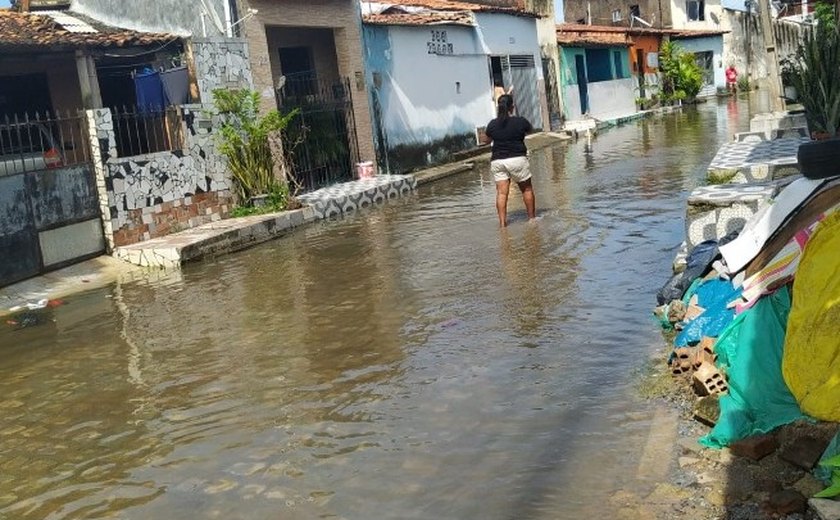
[277, 76, 360, 192]
[0, 110, 90, 177]
[111, 105, 184, 158]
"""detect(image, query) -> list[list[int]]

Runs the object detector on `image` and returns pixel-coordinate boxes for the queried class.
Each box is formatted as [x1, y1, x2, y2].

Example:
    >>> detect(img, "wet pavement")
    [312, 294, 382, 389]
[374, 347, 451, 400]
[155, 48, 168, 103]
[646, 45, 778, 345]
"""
[0, 98, 758, 519]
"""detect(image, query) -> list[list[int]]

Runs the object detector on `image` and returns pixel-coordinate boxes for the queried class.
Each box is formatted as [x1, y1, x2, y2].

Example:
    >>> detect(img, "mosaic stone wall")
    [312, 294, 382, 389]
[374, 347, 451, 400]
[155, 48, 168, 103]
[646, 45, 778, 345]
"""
[192, 37, 254, 104]
[86, 108, 119, 250]
[89, 105, 234, 248]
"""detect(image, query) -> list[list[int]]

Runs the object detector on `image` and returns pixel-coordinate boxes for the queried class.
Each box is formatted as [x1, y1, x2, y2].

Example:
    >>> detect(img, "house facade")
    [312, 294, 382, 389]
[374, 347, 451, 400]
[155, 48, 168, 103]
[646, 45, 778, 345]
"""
[556, 25, 639, 121]
[460, 0, 565, 128]
[238, 0, 376, 190]
[0, 8, 190, 286]
[361, 2, 548, 174]
[672, 31, 726, 96]
[563, 0, 728, 95]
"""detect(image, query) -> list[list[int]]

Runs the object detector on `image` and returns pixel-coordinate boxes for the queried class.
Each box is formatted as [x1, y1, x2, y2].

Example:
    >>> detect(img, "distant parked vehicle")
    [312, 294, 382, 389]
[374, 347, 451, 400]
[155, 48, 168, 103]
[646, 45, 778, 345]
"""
[0, 122, 63, 177]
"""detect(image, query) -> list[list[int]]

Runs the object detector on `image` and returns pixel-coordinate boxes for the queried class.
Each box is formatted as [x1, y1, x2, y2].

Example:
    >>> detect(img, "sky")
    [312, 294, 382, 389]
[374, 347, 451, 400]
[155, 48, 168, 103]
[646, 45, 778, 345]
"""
[0, 0, 10, 7]
[554, 0, 564, 22]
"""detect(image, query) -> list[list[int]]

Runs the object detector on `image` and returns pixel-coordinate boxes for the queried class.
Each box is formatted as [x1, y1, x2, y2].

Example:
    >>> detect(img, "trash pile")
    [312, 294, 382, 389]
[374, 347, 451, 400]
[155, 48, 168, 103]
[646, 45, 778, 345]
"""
[4, 298, 65, 331]
[655, 176, 840, 499]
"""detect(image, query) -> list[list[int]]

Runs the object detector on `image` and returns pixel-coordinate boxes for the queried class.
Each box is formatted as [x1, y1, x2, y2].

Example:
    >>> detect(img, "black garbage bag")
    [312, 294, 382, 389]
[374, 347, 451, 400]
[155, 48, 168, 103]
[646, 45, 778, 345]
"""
[656, 239, 719, 305]
[655, 231, 738, 306]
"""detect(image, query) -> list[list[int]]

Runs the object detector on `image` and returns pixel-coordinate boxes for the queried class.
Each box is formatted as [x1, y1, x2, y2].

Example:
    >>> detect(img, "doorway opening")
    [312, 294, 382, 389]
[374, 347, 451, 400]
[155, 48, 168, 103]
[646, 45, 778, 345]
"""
[575, 54, 589, 115]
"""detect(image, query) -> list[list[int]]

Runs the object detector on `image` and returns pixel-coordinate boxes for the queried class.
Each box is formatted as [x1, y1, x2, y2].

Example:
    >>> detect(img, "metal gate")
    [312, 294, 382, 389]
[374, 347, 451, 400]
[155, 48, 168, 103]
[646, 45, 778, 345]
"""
[276, 75, 360, 191]
[0, 111, 105, 287]
[508, 55, 544, 130]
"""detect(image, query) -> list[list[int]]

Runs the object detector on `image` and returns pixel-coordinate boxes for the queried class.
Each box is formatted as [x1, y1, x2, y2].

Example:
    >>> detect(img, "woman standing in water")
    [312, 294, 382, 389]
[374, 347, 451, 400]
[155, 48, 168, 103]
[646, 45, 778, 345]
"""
[484, 94, 536, 228]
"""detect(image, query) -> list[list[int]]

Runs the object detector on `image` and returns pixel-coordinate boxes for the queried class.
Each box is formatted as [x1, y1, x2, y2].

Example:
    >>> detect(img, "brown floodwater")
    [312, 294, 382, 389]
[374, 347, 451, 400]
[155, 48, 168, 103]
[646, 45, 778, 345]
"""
[0, 98, 757, 519]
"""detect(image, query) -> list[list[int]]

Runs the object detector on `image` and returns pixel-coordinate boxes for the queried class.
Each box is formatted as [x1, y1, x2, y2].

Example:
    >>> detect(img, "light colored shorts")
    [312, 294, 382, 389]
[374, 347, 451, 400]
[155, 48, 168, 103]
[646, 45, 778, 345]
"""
[491, 156, 531, 184]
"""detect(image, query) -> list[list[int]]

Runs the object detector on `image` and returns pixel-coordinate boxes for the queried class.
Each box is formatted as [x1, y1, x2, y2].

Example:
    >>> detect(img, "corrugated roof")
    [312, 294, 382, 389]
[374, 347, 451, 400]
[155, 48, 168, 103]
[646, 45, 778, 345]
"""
[0, 9, 176, 50]
[364, 11, 476, 26]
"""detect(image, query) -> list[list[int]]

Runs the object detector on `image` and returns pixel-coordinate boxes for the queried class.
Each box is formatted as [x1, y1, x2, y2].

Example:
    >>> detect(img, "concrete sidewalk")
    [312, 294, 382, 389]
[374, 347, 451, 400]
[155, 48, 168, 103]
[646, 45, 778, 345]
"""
[0, 256, 146, 317]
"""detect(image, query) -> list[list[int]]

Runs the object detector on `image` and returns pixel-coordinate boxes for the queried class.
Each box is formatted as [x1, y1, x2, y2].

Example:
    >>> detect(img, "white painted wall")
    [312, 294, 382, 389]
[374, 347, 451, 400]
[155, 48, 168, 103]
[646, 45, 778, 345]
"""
[367, 24, 494, 146]
[563, 78, 637, 121]
[587, 78, 638, 120]
[669, 0, 726, 29]
[675, 36, 726, 95]
[474, 12, 545, 78]
[564, 85, 583, 120]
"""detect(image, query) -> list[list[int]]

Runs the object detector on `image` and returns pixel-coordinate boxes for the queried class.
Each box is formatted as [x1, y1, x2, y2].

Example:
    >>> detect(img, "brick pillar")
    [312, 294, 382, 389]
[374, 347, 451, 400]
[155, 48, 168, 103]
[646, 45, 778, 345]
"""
[86, 108, 118, 252]
[333, 26, 376, 167]
[243, 16, 278, 114]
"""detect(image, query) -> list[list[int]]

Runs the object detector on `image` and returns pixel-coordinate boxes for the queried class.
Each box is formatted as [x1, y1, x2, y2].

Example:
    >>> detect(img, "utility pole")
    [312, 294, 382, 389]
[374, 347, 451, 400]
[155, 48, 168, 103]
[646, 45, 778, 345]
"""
[758, 0, 785, 111]
[745, 0, 752, 82]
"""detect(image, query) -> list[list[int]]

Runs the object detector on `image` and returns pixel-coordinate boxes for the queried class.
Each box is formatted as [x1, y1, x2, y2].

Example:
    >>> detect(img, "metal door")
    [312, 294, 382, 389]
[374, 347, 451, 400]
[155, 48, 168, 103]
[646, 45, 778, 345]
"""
[277, 76, 360, 191]
[0, 111, 104, 287]
[0, 173, 40, 285]
[509, 55, 544, 130]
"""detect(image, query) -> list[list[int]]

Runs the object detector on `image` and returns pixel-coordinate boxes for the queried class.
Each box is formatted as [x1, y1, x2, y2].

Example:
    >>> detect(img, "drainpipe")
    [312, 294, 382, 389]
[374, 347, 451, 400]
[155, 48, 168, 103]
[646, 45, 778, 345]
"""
[587, 2, 591, 24]
[745, 1, 752, 81]
[19, 0, 31, 11]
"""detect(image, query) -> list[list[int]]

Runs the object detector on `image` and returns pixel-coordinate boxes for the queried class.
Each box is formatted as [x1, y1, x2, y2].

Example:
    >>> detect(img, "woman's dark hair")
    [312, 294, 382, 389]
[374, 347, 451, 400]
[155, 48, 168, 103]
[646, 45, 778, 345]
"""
[497, 94, 514, 125]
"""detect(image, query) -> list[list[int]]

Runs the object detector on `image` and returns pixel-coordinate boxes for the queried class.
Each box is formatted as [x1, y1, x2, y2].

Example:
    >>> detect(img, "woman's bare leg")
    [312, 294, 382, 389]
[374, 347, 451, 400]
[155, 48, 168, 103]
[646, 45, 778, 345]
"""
[496, 179, 511, 227]
[518, 179, 536, 220]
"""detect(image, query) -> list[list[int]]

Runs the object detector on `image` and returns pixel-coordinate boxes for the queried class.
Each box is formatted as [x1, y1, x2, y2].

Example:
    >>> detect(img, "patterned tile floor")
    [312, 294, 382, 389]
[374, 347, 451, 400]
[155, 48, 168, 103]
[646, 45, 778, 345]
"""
[296, 175, 417, 219]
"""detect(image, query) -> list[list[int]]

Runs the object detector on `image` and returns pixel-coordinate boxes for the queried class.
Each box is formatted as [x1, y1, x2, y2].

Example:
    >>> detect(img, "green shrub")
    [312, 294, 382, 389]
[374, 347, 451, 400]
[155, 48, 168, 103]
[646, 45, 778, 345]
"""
[660, 40, 705, 102]
[213, 89, 298, 203]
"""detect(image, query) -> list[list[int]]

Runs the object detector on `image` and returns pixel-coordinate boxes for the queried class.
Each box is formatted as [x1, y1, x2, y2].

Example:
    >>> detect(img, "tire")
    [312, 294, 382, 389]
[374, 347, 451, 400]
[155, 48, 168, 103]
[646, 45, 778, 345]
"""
[797, 139, 840, 180]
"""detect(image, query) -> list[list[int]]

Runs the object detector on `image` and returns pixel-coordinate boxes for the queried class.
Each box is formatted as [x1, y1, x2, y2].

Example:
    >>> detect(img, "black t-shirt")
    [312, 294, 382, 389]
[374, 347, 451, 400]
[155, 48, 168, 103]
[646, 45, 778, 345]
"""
[486, 116, 532, 161]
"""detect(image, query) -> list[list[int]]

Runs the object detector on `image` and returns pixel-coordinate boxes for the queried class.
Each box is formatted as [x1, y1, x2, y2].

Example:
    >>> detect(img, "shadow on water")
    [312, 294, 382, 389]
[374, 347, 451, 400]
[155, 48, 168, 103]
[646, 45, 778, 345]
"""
[0, 98, 760, 519]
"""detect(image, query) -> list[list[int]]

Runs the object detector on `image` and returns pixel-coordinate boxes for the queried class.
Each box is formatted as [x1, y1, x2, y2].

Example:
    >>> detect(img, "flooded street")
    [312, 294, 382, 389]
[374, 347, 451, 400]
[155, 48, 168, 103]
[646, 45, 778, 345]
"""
[1, 99, 756, 519]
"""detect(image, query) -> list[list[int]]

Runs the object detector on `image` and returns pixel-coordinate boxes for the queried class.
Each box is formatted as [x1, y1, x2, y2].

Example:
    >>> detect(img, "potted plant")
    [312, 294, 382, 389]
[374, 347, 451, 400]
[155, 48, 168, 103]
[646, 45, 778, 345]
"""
[785, 22, 840, 178]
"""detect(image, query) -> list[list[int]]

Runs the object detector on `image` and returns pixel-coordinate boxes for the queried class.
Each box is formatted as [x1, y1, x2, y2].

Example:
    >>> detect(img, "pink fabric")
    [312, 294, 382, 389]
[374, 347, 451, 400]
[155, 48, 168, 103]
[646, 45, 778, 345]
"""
[734, 216, 826, 314]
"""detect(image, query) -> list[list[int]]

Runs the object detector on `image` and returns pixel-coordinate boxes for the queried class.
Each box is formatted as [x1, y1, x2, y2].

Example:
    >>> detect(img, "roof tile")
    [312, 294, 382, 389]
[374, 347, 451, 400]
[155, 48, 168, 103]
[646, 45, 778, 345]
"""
[364, 11, 475, 26]
[0, 9, 176, 50]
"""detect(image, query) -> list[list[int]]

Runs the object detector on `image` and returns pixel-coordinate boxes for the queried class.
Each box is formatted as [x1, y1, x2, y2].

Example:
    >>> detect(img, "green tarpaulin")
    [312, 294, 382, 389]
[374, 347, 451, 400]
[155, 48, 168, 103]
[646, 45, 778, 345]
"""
[700, 286, 805, 448]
